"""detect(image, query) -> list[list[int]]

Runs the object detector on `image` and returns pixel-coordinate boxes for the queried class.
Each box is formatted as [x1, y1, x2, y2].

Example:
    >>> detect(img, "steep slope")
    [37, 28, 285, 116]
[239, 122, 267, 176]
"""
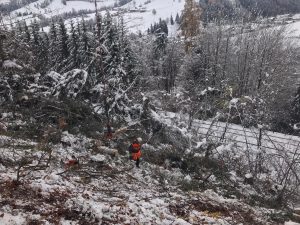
[0, 133, 294, 225]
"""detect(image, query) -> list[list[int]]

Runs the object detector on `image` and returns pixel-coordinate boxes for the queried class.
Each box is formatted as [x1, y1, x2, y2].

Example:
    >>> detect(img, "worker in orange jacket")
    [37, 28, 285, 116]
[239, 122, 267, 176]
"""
[128, 137, 142, 168]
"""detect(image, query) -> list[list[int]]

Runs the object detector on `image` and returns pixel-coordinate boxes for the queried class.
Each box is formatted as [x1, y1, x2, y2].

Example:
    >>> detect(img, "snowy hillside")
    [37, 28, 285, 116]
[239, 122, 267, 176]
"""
[1, 0, 300, 223]
[4, 0, 300, 35]
[0, 126, 299, 225]
[11, 0, 114, 16]
[2, 0, 184, 33]
[0, 0, 9, 4]
[120, 0, 184, 33]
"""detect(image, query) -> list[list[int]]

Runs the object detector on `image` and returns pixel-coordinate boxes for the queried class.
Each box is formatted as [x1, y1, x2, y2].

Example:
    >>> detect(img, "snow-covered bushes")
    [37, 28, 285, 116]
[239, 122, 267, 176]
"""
[212, 141, 300, 208]
[142, 106, 300, 208]
[177, 23, 299, 134]
[51, 69, 88, 99]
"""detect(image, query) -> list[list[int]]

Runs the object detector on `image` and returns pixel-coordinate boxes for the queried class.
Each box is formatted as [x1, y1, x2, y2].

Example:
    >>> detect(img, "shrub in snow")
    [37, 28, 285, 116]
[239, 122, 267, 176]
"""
[61, 131, 91, 152]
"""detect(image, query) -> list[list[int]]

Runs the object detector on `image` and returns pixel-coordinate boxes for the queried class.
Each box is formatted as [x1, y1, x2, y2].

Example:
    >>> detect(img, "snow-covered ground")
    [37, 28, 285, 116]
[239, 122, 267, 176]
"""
[0, 106, 300, 224]
[0, 0, 9, 4]
[266, 13, 300, 38]
[11, 0, 111, 17]
[0, 133, 280, 225]
[4, 0, 300, 37]
[1, 130, 297, 225]
[3, 0, 184, 34]
[121, 0, 184, 33]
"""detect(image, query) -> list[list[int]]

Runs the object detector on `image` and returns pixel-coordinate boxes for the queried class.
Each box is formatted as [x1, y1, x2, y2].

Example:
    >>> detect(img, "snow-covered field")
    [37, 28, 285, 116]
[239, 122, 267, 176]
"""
[121, 0, 184, 33]
[11, 0, 112, 16]
[3, 0, 184, 33]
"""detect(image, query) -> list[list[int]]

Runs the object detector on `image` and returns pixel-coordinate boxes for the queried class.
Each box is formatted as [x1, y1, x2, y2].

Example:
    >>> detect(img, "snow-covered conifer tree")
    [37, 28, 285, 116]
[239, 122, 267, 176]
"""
[48, 21, 59, 69]
[66, 20, 80, 71]
[56, 18, 69, 71]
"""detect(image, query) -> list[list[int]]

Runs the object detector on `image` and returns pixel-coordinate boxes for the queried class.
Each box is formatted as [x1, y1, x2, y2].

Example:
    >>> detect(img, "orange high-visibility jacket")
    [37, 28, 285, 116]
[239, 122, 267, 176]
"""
[131, 143, 141, 161]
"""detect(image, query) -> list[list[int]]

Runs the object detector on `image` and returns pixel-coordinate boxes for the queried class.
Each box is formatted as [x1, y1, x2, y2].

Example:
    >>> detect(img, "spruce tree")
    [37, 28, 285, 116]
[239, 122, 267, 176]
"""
[94, 13, 106, 81]
[23, 22, 31, 43]
[154, 31, 167, 58]
[57, 18, 69, 64]
[30, 19, 40, 47]
[38, 31, 50, 74]
[66, 20, 80, 70]
[160, 19, 168, 35]
[118, 17, 136, 83]
[78, 18, 92, 69]
[30, 20, 45, 71]
[101, 13, 135, 119]
[49, 21, 59, 69]
[170, 15, 174, 25]
[175, 12, 181, 24]
[14, 21, 25, 44]
[151, 24, 154, 33]
[16, 20, 23, 33]
[95, 14, 103, 43]
[103, 12, 122, 79]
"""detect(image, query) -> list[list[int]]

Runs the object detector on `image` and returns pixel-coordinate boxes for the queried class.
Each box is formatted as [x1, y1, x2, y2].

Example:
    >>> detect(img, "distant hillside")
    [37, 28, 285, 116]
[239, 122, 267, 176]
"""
[239, 0, 300, 16]
[199, 0, 300, 22]
[1, 0, 184, 34]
